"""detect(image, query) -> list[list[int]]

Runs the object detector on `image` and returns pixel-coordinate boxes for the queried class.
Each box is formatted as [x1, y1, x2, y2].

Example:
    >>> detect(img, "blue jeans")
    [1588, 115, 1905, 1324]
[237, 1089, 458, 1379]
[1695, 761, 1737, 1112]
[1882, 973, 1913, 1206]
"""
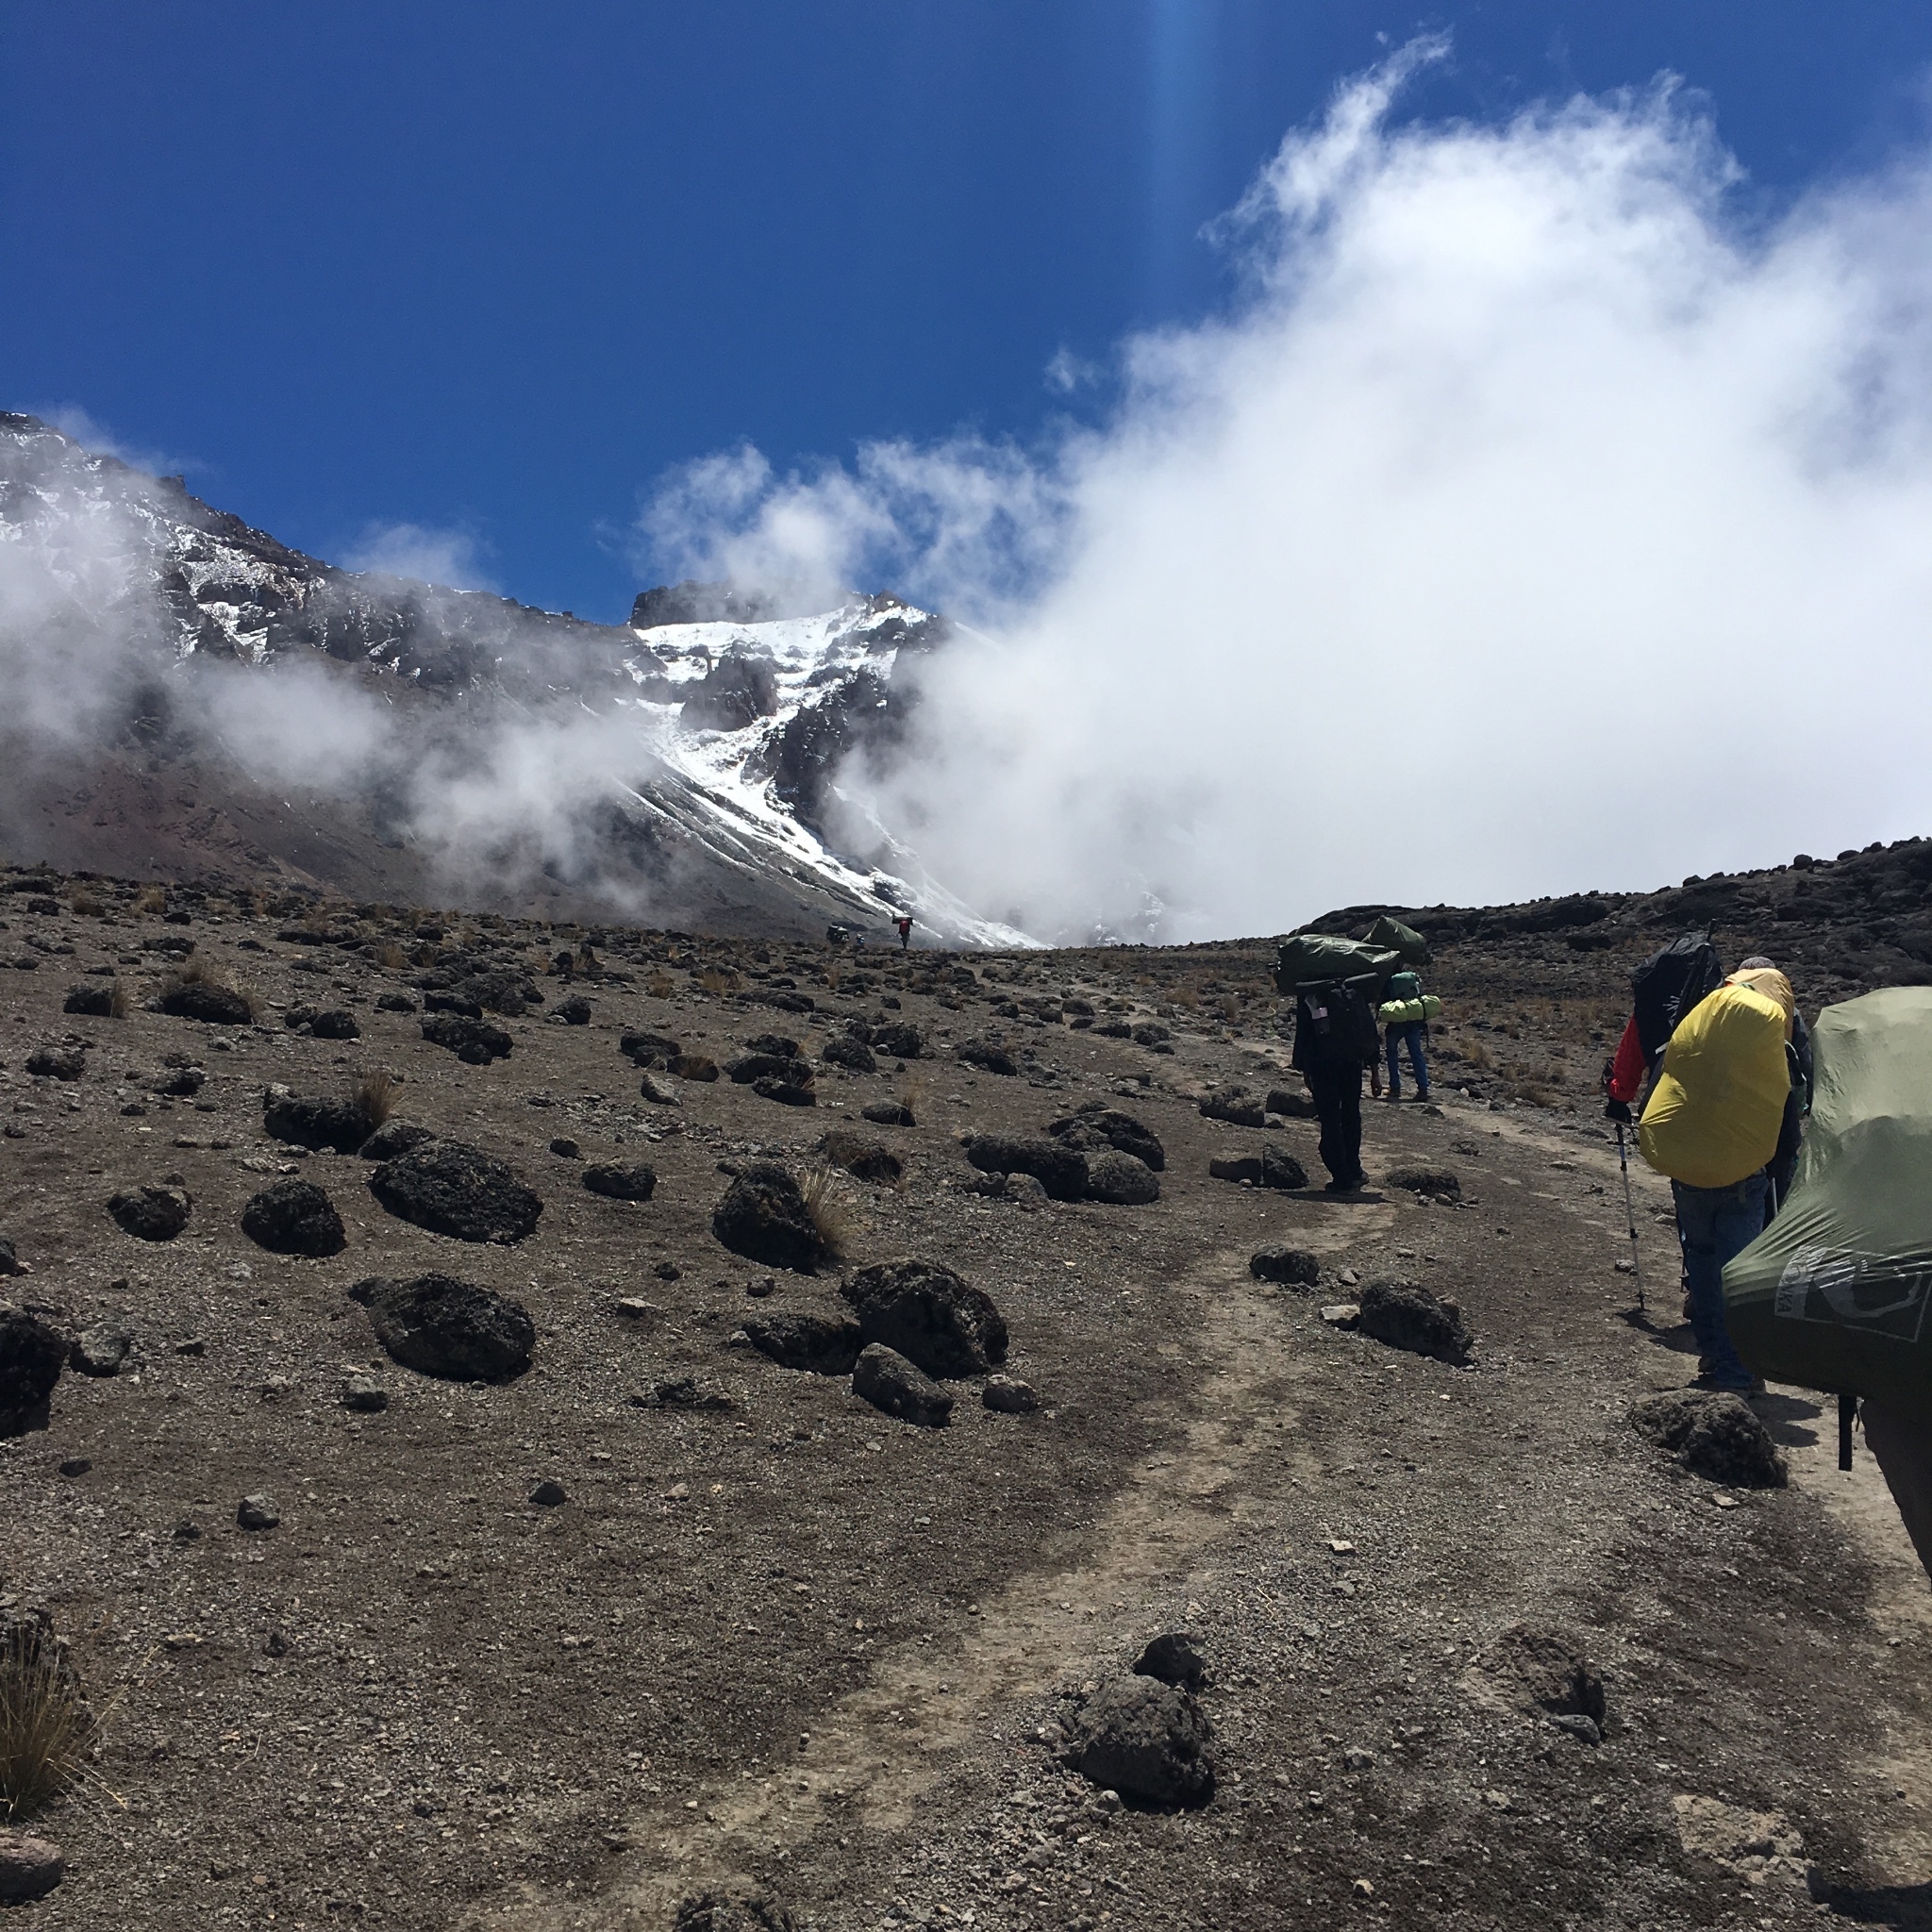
[1673, 1174, 1767, 1390]
[1386, 1023, 1429, 1098]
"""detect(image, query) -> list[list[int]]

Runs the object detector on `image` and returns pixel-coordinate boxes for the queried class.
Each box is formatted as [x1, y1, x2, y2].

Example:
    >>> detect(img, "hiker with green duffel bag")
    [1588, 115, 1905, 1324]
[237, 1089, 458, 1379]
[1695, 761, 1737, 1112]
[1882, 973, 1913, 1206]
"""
[1376, 968, 1442, 1103]
[1723, 986, 1932, 1578]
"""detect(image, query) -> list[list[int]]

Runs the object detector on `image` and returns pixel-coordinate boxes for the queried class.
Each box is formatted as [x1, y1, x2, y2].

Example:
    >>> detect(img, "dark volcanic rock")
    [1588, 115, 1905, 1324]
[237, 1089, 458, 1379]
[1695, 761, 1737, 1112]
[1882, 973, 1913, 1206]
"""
[955, 1037, 1018, 1076]
[670, 1053, 719, 1081]
[1199, 1086, 1266, 1128]
[1083, 1150, 1161, 1205]
[237, 1493, 280, 1532]
[1046, 1105, 1165, 1172]
[840, 1259, 1008, 1376]
[1629, 1390, 1789, 1488]
[742, 1034, 801, 1058]
[871, 1022, 924, 1059]
[241, 1178, 347, 1257]
[982, 1373, 1038, 1414]
[621, 1029, 683, 1066]
[725, 1052, 799, 1084]
[70, 1322, 133, 1376]
[0, 1828, 65, 1904]
[1471, 1622, 1607, 1724]
[0, 1311, 66, 1436]
[367, 1141, 543, 1244]
[1260, 1145, 1308, 1191]
[1250, 1245, 1322, 1286]
[25, 1043, 85, 1080]
[349, 1273, 536, 1381]
[860, 1100, 915, 1127]
[550, 995, 592, 1025]
[357, 1120, 435, 1160]
[815, 1130, 903, 1185]
[740, 1307, 862, 1374]
[108, 1185, 192, 1241]
[0, 1235, 19, 1275]
[673, 1883, 798, 1932]
[751, 1073, 816, 1107]
[1386, 1165, 1460, 1197]
[1134, 1631, 1209, 1690]
[820, 1033, 876, 1074]
[960, 1133, 1088, 1202]
[1068, 1674, 1217, 1808]
[264, 1093, 372, 1155]
[1358, 1280, 1473, 1365]
[712, 1162, 827, 1273]
[62, 982, 113, 1017]
[284, 1005, 360, 1040]
[582, 1161, 658, 1202]
[1208, 1155, 1263, 1184]
[375, 991, 418, 1013]
[1266, 1086, 1317, 1118]
[680, 643, 780, 730]
[158, 982, 253, 1025]
[852, 1342, 954, 1427]
[421, 1013, 513, 1065]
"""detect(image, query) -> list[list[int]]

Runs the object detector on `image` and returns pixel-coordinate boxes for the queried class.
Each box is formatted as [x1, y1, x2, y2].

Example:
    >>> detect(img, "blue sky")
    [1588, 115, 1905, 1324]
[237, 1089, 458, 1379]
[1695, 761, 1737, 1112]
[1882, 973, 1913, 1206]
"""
[7, 1, 1931, 623]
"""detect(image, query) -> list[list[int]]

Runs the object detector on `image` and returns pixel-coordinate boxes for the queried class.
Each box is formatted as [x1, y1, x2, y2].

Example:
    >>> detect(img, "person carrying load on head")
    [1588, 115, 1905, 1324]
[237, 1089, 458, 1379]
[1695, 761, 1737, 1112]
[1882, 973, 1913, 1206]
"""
[1634, 957, 1802, 1396]
[1291, 974, 1383, 1193]
[1376, 966, 1440, 1103]
[895, 916, 913, 951]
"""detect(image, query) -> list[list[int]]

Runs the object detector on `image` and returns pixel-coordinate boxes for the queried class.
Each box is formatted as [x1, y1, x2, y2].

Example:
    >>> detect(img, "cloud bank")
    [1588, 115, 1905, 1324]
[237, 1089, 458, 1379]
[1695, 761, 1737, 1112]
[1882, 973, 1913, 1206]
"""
[643, 42, 1932, 941]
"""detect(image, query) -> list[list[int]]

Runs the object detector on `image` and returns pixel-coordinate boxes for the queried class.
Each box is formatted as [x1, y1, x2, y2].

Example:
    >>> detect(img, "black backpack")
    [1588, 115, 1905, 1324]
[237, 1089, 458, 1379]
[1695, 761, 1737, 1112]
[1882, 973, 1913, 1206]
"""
[1630, 932, 1724, 1065]
[1296, 978, 1380, 1067]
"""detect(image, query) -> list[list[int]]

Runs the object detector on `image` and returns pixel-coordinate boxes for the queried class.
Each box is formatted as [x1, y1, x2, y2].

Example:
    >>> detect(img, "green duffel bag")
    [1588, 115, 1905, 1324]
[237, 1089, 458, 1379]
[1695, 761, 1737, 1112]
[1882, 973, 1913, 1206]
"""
[1274, 934, 1399, 995]
[1724, 987, 1932, 1406]
[1377, 994, 1442, 1025]
[1362, 914, 1432, 966]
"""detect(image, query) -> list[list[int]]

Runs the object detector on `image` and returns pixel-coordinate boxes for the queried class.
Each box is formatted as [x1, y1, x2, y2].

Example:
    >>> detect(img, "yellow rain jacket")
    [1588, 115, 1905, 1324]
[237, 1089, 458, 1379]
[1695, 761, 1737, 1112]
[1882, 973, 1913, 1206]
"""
[1639, 970, 1795, 1190]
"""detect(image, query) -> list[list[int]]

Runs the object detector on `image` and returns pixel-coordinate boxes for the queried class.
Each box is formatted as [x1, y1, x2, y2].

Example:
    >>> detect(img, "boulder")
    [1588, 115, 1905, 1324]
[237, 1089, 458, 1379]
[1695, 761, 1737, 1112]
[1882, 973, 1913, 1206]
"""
[955, 1037, 1018, 1076]
[742, 1033, 802, 1058]
[108, 1185, 192, 1242]
[1208, 1156, 1263, 1184]
[1046, 1105, 1165, 1172]
[816, 1130, 903, 1186]
[1199, 1087, 1266, 1128]
[670, 1054, 719, 1082]
[25, 1044, 85, 1081]
[550, 995, 592, 1025]
[158, 982, 252, 1024]
[1131, 1021, 1172, 1048]
[375, 991, 418, 1013]
[752, 1073, 816, 1107]
[264, 1093, 372, 1155]
[1134, 1631, 1208, 1690]
[1003, 1173, 1050, 1210]
[852, 1342, 954, 1427]
[1084, 1150, 1161, 1205]
[1629, 1390, 1789, 1489]
[341, 1373, 388, 1412]
[0, 1235, 19, 1275]
[1357, 1280, 1473, 1365]
[741, 1308, 862, 1374]
[582, 1161, 658, 1203]
[241, 1178, 347, 1257]
[367, 1141, 543, 1244]
[151, 1063, 204, 1098]
[421, 1013, 514, 1065]
[62, 982, 112, 1017]
[349, 1273, 536, 1381]
[357, 1120, 435, 1161]
[1385, 1165, 1460, 1197]
[69, 1322, 133, 1376]
[0, 1311, 65, 1436]
[0, 1830, 65, 1905]
[871, 1021, 924, 1059]
[620, 1029, 683, 1066]
[820, 1033, 876, 1074]
[841, 1259, 1008, 1376]
[237, 1493, 280, 1531]
[1250, 1245, 1322, 1286]
[861, 1100, 915, 1128]
[1266, 1086, 1317, 1119]
[712, 1162, 828, 1273]
[284, 1006, 360, 1040]
[726, 1052, 799, 1084]
[1260, 1145, 1308, 1191]
[982, 1373, 1038, 1414]
[960, 1133, 1088, 1202]
[1067, 1674, 1216, 1807]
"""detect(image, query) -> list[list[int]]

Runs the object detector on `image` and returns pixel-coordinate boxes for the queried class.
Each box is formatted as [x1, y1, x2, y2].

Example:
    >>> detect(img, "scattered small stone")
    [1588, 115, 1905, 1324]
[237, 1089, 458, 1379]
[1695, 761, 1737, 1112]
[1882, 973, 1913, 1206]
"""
[341, 1373, 388, 1412]
[654, 1260, 682, 1281]
[583, 1161, 658, 1202]
[982, 1373, 1039, 1414]
[237, 1493, 280, 1532]
[1319, 1304, 1361, 1329]
[529, 1479, 567, 1507]
[613, 1297, 661, 1320]
[58, 1457, 91, 1477]
[173, 1517, 202, 1541]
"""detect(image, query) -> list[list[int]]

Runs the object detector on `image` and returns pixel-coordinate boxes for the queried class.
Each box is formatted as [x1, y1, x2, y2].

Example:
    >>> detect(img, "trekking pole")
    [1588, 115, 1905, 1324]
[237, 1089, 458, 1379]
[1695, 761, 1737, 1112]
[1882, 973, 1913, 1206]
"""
[1613, 1120, 1646, 1314]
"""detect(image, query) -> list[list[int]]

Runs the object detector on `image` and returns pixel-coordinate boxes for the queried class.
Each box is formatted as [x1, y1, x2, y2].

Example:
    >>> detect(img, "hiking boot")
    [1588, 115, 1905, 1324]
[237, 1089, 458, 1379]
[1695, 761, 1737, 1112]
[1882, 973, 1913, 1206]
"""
[1323, 1176, 1365, 1194]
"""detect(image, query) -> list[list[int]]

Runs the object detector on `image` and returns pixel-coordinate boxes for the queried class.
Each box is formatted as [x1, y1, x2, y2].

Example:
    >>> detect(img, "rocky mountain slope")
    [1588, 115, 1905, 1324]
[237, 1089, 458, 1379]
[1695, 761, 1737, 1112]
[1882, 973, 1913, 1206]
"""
[0, 415, 1019, 945]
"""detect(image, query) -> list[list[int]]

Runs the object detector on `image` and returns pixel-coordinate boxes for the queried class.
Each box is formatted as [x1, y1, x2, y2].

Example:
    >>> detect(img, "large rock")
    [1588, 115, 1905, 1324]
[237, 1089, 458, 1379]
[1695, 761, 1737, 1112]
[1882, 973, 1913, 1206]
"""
[816, 1130, 903, 1186]
[1358, 1279, 1473, 1365]
[367, 1141, 543, 1244]
[820, 1033, 876, 1074]
[582, 1161, 658, 1202]
[840, 1259, 1008, 1376]
[711, 1162, 827, 1273]
[1067, 1674, 1217, 1807]
[725, 1051, 799, 1084]
[1134, 1631, 1209, 1690]
[960, 1133, 1088, 1203]
[955, 1037, 1018, 1076]
[1266, 1086, 1317, 1118]
[752, 1072, 816, 1107]
[357, 1119, 435, 1160]
[70, 1322, 133, 1376]
[420, 1013, 514, 1065]
[0, 1235, 20, 1275]
[108, 1185, 192, 1242]
[25, 1043, 85, 1080]
[1260, 1145, 1307, 1191]
[0, 1311, 65, 1436]
[1250, 1245, 1322, 1286]
[861, 1100, 915, 1128]
[1630, 1390, 1788, 1489]
[871, 1021, 924, 1059]
[1046, 1105, 1165, 1172]
[158, 982, 252, 1024]
[62, 982, 113, 1017]
[264, 1093, 373, 1155]
[621, 1029, 683, 1066]
[1084, 1150, 1161, 1205]
[1386, 1165, 1460, 1197]
[852, 1342, 954, 1426]
[741, 1307, 862, 1374]
[241, 1178, 347, 1257]
[1199, 1086, 1266, 1128]
[283, 1005, 360, 1040]
[349, 1274, 536, 1381]
[0, 1829, 65, 1905]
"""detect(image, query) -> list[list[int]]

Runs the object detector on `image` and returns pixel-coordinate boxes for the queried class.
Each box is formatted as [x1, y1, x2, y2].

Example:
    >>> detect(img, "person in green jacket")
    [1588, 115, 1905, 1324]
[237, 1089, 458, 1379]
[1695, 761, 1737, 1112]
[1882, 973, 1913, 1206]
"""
[1380, 968, 1434, 1103]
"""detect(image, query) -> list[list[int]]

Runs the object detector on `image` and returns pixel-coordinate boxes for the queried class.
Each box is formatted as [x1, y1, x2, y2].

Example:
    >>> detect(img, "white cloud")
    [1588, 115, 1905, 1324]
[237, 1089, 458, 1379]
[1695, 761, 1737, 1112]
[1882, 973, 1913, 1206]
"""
[642, 42, 1932, 941]
[342, 521, 496, 591]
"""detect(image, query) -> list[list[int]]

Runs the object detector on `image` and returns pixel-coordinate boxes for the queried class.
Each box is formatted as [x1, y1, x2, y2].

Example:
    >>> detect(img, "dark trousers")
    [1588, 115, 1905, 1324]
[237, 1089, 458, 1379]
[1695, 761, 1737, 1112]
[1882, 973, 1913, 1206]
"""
[1304, 1062, 1364, 1187]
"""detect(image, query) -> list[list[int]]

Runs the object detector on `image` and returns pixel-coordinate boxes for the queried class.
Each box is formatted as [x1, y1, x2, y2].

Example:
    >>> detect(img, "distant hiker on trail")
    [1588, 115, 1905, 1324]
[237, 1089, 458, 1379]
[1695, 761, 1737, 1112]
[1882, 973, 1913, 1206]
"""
[826, 924, 848, 948]
[1376, 966, 1439, 1103]
[1619, 953, 1801, 1395]
[895, 916, 913, 952]
[1291, 975, 1382, 1193]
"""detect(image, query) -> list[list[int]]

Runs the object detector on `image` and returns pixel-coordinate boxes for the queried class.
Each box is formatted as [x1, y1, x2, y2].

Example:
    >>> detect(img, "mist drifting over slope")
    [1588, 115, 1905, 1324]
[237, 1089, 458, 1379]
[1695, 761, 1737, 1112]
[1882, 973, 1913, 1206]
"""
[644, 42, 1932, 942]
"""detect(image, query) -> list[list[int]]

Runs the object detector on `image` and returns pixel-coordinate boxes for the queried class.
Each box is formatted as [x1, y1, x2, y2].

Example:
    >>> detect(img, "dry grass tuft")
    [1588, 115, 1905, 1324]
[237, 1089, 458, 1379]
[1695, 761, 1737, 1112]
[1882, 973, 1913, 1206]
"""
[355, 1068, 398, 1130]
[70, 890, 103, 917]
[376, 941, 408, 971]
[897, 1069, 927, 1119]
[166, 951, 264, 1020]
[646, 970, 675, 1000]
[134, 884, 167, 915]
[0, 1614, 100, 1823]
[108, 977, 133, 1021]
[802, 1162, 860, 1261]
[697, 966, 738, 994]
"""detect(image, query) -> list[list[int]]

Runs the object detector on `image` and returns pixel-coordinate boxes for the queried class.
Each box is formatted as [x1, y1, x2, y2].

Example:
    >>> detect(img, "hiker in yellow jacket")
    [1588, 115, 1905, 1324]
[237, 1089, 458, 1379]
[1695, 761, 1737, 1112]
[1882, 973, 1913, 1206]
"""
[1638, 961, 1797, 1395]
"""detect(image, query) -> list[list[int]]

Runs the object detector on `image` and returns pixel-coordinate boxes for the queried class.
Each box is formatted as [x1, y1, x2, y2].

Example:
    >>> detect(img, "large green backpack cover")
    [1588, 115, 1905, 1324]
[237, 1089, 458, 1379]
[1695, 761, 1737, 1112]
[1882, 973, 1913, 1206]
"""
[1274, 935, 1399, 995]
[1724, 987, 1932, 1406]
[1361, 915, 1432, 966]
